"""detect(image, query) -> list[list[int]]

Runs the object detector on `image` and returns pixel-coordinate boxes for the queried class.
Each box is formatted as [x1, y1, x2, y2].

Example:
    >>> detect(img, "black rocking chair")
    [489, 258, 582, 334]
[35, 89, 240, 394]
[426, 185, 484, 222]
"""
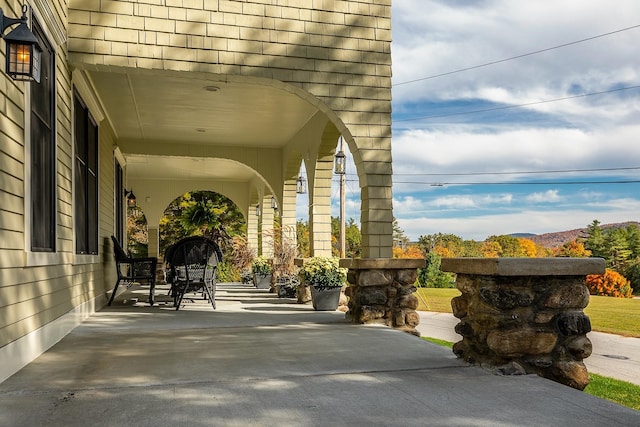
[167, 236, 222, 310]
[109, 235, 158, 306]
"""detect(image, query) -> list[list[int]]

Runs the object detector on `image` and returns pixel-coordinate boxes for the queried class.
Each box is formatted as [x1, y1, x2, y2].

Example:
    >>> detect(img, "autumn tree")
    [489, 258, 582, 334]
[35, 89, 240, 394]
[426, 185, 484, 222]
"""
[417, 233, 467, 257]
[585, 269, 633, 298]
[554, 240, 591, 257]
[481, 240, 501, 258]
[330, 216, 362, 258]
[296, 220, 310, 257]
[392, 244, 423, 259]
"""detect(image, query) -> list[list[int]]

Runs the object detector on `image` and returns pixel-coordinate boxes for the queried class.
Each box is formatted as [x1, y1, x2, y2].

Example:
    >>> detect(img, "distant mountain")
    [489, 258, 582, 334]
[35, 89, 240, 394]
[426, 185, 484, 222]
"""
[511, 222, 640, 248]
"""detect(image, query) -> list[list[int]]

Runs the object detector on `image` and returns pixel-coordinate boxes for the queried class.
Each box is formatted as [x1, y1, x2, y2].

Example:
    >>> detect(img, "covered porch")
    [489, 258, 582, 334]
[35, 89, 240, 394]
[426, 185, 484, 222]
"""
[1, 282, 637, 426]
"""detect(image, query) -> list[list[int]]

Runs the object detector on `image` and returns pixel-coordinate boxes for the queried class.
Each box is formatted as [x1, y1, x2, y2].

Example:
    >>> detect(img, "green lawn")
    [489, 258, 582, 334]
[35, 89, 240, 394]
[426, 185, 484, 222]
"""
[416, 288, 640, 338]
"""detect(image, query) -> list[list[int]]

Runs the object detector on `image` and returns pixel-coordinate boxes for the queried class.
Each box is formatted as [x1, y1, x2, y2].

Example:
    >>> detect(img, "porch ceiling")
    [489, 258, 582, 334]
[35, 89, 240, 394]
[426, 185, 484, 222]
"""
[88, 69, 318, 182]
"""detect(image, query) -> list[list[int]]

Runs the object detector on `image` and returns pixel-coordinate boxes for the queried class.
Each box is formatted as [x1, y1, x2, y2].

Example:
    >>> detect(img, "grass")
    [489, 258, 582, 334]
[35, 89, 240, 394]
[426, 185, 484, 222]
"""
[421, 336, 640, 411]
[584, 296, 640, 337]
[584, 374, 640, 411]
[415, 288, 640, 338]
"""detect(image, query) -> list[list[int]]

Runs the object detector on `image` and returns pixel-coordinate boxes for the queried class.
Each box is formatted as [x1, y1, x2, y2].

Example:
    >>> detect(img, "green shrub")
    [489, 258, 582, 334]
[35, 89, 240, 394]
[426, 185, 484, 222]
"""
[417, 252, 455, 288]
[216, 261, 240, 282]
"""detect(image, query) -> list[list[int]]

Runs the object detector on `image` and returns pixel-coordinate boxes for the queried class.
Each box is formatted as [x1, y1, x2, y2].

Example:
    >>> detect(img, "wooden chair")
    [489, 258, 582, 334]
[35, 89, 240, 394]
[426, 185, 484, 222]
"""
[167, 236, 222, 310]
[108, 235, 158, 306]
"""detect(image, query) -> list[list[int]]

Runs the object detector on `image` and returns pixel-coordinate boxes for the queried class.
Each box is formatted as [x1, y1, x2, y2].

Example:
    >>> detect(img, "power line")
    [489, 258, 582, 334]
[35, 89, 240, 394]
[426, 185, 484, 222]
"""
[394, 24, 640, 87]
[393, 166, 640, 177]
[335, 178, 640, 186]
[394, 84, 640, 122]
[394, 180, 640, 186]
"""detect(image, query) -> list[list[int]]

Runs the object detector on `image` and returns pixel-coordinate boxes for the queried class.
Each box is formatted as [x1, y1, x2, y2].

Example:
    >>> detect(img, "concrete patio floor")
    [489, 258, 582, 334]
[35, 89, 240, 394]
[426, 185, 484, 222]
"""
[1, 283, 638, 426]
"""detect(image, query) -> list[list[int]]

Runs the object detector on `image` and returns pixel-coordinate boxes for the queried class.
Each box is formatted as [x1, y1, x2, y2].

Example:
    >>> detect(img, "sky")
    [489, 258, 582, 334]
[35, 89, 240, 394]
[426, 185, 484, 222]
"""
[359, 0, 640, 243]
[297, 0, 640, 242]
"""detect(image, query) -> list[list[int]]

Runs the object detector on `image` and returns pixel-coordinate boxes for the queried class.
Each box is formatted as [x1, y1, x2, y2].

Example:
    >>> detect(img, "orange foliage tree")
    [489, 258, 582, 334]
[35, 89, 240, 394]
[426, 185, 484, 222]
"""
[554, 240, 591, 258]
[393, 244, 424, 259]
[585, 269, 633, 298]
[481, 240, 501, 258]
[433, 245, 454, 258]
[518, 238, 539, 257]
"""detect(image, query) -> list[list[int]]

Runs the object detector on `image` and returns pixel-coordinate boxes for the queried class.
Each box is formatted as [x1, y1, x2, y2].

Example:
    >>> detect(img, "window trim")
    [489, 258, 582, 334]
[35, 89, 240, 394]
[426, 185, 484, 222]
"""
[73, 91, 99, 256]
[71, 71, 104, 265]
[24, 14, 59, 267]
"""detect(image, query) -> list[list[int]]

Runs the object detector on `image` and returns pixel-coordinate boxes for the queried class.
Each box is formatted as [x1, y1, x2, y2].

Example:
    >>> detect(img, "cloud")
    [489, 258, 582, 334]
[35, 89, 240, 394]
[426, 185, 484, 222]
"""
[397, 203, 640, 242]
[392, 126, 640, 182]
[526, 190, 561, 203]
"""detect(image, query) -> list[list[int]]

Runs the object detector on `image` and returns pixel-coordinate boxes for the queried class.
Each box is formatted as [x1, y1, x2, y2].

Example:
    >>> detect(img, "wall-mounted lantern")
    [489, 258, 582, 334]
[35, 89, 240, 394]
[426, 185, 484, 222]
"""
[1, 5, 41, 82]
[124, 189, 137, 208]
[271, 196, 278, 211]
[255, 204, 260, 216]
[296, 176, 306, 194]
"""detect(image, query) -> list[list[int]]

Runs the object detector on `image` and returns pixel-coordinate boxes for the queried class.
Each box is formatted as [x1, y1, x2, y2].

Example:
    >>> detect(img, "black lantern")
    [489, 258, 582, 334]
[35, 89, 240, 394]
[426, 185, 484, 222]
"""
[271, 196, 278, 210]
[255, 204, 260, 216]
[125, 189, 137, 208]
[296, 175, 306, 194]
[334, 149, 346, 175]
[1, 5, 41, 82]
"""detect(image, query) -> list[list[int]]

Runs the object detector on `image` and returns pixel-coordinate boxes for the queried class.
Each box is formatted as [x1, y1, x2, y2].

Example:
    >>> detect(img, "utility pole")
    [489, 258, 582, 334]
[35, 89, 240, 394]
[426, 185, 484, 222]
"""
[334, 137, 346, 258]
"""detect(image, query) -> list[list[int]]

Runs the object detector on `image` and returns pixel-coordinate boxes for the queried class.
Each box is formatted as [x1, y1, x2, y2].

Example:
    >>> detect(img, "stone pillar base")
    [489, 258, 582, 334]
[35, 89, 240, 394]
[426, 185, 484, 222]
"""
[441, 257, 605, 390]
[341, 258, 426, 336]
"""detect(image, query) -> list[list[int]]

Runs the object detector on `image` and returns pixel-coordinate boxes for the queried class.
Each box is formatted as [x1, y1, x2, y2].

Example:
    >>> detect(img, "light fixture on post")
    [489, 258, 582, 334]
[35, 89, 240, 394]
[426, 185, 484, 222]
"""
[334, 148, 346, 175]
[124, 189, 137, 208]
[334, 137, 346, 258]
[255, 204, 260, 216]
[271, 196, 278, 211]
[1, 5, 41, 82]
[296, 175, 306, 194]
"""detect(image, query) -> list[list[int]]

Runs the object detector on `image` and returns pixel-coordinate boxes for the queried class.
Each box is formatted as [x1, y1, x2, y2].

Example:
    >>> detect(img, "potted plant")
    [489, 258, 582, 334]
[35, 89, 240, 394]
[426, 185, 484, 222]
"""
[300, 256, 347, 311]
[263, 225, 299, 295]
[251, 256, 273, 289]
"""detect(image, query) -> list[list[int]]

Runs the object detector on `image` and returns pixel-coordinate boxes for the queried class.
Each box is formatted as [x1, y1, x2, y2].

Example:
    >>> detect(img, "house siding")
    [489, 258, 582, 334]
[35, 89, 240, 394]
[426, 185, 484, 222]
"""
[0, 0, 117, 381]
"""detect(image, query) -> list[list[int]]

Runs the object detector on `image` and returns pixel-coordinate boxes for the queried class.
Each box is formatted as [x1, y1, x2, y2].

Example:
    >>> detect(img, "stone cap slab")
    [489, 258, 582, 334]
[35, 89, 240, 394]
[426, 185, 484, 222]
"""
[440, 257, 605, 276]
[340, 258, 426, 270]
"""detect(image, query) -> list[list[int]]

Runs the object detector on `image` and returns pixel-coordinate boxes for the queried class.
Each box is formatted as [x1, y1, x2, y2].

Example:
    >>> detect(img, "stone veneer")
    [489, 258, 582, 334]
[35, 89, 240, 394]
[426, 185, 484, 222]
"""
[440, 258, 605, 390]
[340, 258, 426, 336]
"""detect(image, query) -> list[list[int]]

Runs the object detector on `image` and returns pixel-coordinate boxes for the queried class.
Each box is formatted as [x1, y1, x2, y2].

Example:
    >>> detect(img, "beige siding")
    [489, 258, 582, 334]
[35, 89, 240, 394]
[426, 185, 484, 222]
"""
[67, 0, 393, 258]
[0, 0, 117, 352]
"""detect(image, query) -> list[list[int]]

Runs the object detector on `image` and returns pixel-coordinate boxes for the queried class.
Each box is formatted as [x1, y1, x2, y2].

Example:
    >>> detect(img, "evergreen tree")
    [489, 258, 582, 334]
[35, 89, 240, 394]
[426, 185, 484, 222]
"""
[583, 220, 607, 258]
[417, 252, 455, 288]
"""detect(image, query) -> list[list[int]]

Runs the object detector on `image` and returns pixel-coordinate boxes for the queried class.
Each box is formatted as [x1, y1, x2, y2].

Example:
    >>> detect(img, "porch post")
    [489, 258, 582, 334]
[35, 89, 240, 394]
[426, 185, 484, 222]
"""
[280, 180, 297, 249]
[261, 196, 274, 258]
[309, 153, 333, 257]
[147, 226, 159, 258]
[247, 203, 259, 254]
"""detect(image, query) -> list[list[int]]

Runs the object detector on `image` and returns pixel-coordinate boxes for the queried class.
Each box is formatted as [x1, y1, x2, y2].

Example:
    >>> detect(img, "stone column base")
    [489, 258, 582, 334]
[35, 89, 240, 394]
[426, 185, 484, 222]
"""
[340, 258, 426, 336]
[441, 257, 605, 390]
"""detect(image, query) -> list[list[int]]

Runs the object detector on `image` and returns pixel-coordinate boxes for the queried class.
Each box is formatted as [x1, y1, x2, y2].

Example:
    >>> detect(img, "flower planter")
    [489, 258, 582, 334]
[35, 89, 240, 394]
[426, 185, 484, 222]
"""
[254, 273, 272, 289]
[276, 283, 297, 298]
[310, 286, 342, 311]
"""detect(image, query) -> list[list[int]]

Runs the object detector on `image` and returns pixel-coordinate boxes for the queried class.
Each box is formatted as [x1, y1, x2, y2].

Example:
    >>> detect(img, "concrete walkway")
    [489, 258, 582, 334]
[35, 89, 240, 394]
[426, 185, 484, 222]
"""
[1, 283, 638, 426]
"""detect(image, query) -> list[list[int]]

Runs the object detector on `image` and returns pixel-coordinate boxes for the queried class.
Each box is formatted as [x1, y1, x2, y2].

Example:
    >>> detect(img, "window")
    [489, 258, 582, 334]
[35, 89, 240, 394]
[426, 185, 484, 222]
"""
[30, 19, 56, 252]
[74, 93, 98, 254]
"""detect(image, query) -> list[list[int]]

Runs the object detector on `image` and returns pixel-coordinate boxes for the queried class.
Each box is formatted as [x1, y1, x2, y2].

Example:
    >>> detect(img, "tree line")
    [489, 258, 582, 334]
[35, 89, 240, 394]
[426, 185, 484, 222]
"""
[126, 191, 638, 294]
